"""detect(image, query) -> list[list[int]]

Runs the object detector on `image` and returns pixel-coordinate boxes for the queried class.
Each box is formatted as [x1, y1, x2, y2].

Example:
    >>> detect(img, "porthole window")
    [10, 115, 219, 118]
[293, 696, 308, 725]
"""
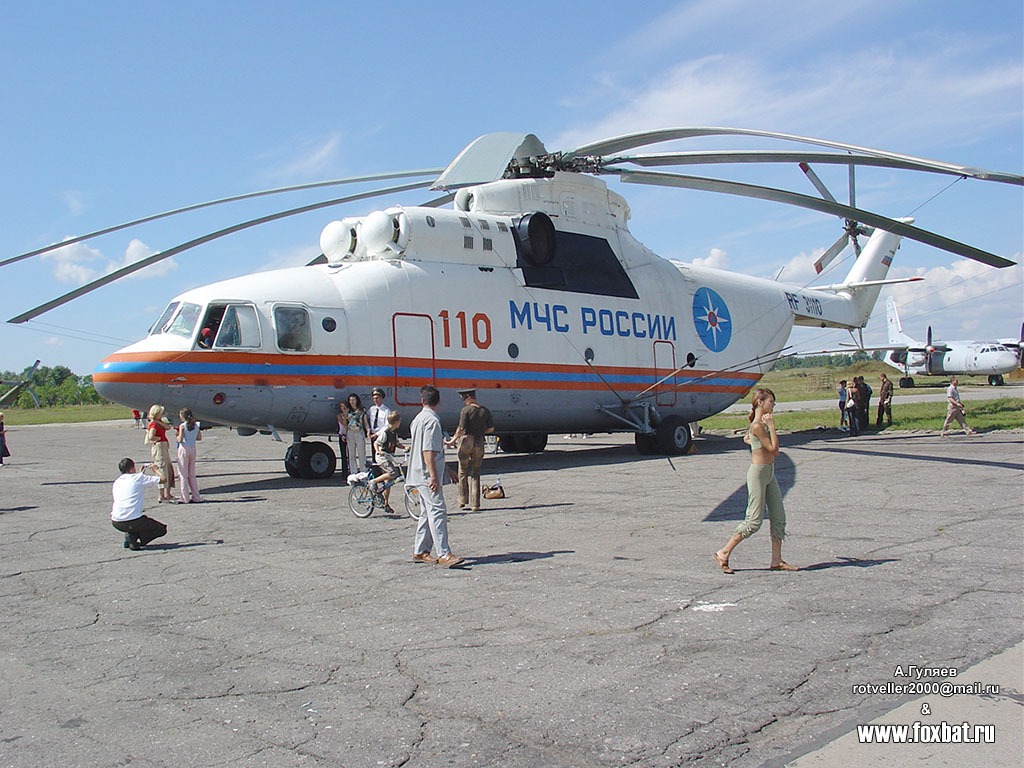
[425, 215, 436, 228]
[507, 343, 519, 359]
[584, 348, 595, 362]
[322, 317, 337, 332]
[686, 352, 696, 367]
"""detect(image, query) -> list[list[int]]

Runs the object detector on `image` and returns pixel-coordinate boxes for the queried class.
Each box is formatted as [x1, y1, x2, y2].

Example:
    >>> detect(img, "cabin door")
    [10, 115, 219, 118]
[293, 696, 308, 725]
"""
[653, 340, 677, 406]
[392, 313, 436, 406]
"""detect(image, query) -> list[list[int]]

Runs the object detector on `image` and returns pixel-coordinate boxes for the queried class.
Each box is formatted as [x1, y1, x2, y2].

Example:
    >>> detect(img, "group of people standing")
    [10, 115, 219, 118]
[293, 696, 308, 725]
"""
[838, 374, 893, 435]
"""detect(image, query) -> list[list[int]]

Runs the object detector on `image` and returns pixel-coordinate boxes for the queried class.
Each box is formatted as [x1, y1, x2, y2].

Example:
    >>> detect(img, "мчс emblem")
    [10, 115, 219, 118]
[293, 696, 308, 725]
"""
[692, 287, 731, 352]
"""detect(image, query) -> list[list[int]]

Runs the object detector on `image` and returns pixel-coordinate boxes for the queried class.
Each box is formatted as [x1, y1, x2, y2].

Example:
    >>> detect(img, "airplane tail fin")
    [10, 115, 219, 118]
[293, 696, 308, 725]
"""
[886, 297, 916, 346]
[835, 219, 911, 327]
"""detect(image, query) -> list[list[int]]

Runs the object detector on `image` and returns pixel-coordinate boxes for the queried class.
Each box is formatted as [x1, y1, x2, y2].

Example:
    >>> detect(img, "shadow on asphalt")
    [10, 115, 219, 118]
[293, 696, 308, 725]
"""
[799, 556, 900, 571]
[143, 540, 224, 551]
[456, 550, 575, 568]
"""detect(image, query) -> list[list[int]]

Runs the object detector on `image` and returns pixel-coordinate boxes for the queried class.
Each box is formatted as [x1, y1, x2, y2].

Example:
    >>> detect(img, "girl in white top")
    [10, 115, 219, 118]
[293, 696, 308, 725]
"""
[176, 408, 203, 503]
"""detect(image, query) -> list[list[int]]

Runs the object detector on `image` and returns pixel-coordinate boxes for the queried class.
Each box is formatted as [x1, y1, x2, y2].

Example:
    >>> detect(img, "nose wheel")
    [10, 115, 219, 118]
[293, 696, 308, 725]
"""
[284, 441, 337, 479]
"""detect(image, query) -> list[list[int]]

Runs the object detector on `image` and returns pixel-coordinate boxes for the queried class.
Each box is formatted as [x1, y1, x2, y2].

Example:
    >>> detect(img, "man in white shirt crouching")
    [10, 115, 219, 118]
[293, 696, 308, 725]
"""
[111, 457, 168, 550]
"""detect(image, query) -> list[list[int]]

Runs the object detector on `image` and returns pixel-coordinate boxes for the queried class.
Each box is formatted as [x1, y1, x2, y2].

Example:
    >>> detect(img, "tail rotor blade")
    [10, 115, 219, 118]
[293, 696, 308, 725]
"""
[815, 233, 849, 274]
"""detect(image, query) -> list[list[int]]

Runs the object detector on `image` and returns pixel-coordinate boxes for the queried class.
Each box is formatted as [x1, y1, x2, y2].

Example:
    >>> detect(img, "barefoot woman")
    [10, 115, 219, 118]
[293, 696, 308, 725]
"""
[714, 388, 798, 574]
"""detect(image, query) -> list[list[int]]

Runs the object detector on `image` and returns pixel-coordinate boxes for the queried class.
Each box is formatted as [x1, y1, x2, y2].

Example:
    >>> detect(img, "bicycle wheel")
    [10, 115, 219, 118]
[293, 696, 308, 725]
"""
[404, 484, 423, 520]
[348, 484, 374, 518]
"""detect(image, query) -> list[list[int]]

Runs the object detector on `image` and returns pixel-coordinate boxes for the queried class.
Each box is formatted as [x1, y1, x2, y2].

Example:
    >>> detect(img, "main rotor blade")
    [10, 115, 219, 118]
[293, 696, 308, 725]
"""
[613, 169, 1016, 268]
[2, 168, 444, 269]
[568, 127, 1023, 184]
[599, 149, 1024, 183]
[8, 180, 433, 324]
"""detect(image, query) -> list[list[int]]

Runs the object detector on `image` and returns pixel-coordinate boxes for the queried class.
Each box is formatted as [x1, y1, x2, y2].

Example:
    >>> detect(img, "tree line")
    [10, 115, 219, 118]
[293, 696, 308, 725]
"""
[1, 364, 107, 408]
[773, 351, 885, 370]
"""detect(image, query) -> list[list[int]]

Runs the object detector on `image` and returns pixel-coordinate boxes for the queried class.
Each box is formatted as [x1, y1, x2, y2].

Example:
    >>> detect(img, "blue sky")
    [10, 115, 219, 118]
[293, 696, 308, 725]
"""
[2, 0, 1021, 375]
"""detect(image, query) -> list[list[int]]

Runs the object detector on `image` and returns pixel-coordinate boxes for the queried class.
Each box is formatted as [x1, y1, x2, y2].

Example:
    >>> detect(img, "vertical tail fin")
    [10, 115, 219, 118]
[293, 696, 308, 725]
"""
[886, 297, 916, 345]
[837, 218, 912, 326]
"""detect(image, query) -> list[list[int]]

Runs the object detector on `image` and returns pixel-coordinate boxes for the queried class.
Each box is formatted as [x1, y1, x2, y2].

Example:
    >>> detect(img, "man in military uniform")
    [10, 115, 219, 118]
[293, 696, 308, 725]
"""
[876, 373, 893, 426]
[445, 389, 494, 511]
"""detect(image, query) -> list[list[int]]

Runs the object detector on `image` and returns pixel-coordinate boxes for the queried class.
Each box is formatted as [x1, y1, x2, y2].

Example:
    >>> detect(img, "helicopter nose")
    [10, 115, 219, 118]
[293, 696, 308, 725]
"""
[93, 354, 165, 409]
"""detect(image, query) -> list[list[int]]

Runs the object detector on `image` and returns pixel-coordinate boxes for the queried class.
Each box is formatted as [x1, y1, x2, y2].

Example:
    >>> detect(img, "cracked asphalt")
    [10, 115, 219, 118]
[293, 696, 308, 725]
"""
[1, 422, 1021, 767]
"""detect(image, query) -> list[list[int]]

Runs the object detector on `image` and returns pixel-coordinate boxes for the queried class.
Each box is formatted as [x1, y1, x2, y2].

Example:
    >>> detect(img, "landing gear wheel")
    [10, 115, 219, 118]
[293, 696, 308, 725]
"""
[302, 441, 336, 479]
[285, 441, 337, 479]
[899, 377, 915, 388]
[404, 485, 423, 520]
[988, 374, 1004, 386]
[521, 433, 548, 453]
[348, 484, 375, 517]
[655, 416, 692, 455]
[634, 432, 658, 455]
[497, 434, 521, 453]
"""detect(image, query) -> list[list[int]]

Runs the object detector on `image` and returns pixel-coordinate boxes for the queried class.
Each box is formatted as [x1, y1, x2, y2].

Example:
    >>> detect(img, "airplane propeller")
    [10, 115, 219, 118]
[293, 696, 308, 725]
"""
[4, 126, 1021, 324]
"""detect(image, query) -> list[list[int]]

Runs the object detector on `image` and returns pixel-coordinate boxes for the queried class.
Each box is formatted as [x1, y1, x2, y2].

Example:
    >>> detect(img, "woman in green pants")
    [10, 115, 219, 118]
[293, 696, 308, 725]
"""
[714, 388, 798, 574]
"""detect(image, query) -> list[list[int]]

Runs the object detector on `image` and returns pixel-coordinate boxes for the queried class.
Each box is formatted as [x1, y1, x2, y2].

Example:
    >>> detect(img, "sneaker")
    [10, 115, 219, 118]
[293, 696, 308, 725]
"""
[412, 552, 438, 564]
[436, 553, 465, 568]
[126, 534, 143, 551]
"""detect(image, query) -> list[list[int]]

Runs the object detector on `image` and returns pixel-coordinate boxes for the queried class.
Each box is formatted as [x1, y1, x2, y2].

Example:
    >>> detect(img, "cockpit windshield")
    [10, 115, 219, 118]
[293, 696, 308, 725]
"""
[160, 302, 203, 339]
[149, 302, 180, 336]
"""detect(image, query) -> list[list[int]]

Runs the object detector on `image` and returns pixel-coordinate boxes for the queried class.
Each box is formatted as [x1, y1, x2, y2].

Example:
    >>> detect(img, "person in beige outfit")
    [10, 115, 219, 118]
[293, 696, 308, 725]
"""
[445, 389, 494, 511]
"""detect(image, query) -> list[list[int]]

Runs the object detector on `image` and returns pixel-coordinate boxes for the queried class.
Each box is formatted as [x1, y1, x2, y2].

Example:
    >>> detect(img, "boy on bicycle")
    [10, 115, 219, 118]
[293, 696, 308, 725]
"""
[371, 410, 404, 514]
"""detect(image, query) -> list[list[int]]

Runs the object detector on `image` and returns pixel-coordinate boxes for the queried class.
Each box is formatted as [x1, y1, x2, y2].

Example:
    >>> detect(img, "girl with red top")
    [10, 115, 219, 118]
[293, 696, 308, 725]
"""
[147, 404, 176, 502]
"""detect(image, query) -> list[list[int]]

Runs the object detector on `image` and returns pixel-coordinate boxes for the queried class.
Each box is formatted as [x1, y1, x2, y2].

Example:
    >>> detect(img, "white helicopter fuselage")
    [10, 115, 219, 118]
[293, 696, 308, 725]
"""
[94, 173, 901, 461]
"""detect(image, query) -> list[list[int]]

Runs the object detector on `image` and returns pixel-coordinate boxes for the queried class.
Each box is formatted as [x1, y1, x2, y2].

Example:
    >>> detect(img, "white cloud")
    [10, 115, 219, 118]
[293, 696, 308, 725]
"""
[42, 237, 177, 285]
[266, 132, 343, 180]
[692, 247, 729, 269]
[43, 337, 64, 346]
[61, 191, 87, 216]
[553, 20, 1022, 153]
[885, 255, 1024, 339]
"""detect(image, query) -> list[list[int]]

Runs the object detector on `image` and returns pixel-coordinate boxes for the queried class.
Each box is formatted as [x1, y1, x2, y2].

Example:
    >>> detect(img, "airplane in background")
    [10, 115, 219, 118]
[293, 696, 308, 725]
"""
[882, 297, 1022, 387]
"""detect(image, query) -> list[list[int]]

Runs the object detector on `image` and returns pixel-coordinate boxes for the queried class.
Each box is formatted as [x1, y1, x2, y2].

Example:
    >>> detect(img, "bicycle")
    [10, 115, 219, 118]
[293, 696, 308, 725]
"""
[347, 460, 422, 519]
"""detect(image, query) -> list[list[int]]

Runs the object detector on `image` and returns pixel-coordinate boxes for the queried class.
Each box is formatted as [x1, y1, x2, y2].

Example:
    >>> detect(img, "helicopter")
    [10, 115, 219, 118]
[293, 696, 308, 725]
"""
[5, 128, 1020, 479]
[0, 360, 41, 409]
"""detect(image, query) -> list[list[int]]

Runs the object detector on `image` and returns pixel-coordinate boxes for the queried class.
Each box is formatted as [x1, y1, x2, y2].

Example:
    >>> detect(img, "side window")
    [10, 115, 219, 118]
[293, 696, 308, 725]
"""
[215, 305, 261, 348]
[275, 306, 312, 352]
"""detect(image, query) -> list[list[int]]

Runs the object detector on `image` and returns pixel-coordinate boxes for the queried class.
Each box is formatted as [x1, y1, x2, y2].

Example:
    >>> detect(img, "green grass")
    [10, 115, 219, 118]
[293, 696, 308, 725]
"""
[748, 360, 1014, 402]
[700, 397, 1024, 434]
[2, 404, 130, 425]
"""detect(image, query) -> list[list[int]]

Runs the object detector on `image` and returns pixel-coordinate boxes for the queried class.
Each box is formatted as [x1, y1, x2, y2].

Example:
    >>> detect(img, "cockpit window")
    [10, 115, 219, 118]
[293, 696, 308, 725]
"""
[275, 306, 312, 352]
[164, 302, 202, 338]
[149, 302, 180, 336]
[215, 305, 261, 348]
